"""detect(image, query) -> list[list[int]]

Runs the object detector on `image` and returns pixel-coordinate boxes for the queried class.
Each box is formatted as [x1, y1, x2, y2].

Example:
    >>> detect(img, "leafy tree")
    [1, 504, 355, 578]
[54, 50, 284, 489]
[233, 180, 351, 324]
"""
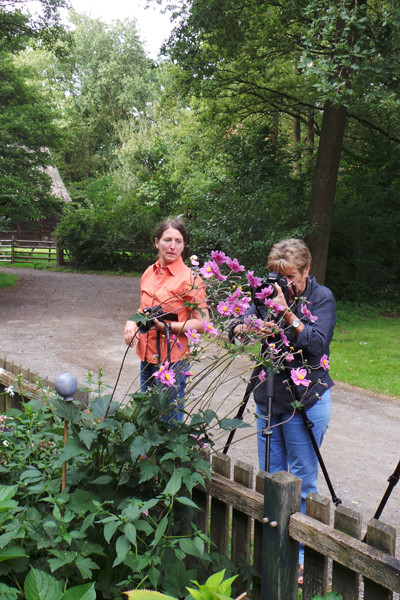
[0, 0, 70, 53]
[158, 0, 400, 282]
[0, 52, 62, 229]
[54, 12, 154, 181]
[55, 177, 157, 270]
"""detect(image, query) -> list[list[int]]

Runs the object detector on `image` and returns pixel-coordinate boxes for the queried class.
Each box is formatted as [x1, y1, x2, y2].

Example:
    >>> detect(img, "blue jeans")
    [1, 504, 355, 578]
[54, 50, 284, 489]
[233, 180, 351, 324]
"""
[256, 390, 331, 563]
[140, 360, 189, 422]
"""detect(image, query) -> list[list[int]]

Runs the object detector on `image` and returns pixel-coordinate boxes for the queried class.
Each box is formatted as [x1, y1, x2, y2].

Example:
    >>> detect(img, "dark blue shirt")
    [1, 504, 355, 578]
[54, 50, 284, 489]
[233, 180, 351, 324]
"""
[229, 276, 336, 414]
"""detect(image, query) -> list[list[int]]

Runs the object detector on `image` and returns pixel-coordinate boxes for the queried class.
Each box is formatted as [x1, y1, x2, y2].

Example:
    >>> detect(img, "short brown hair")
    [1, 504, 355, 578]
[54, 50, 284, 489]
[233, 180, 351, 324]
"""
[267, 239, 311, 274]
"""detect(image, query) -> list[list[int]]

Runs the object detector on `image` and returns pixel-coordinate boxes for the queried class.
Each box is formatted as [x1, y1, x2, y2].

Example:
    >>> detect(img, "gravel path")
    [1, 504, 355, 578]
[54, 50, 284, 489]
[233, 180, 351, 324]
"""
[1, 267, 400, 551]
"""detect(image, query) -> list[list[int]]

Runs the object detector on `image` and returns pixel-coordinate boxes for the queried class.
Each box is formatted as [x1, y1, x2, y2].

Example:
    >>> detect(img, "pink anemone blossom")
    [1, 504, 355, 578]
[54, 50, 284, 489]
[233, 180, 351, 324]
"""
[153, 361, 176, 387]
[290, 367, 311, 387]
[246, 270, 262, 288]
[320, 354, 330, 371]
[203, 321, 219, 336]
[185, 327, 201, 344]
[301, 304, 318, 323]
[226, 257, 245, 273]
[210, 250, 228, 265]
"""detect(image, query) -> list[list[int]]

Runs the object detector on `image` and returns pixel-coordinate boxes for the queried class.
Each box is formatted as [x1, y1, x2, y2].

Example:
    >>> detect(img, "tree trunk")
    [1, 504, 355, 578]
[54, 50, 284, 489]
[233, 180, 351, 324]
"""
[306, 101, 347, 284]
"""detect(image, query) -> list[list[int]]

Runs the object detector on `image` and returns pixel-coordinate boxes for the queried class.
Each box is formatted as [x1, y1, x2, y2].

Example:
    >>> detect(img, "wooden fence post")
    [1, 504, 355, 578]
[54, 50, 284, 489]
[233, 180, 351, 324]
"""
[364, 518, 396, 600]
[11, 235, 15, 263]
[231, 460, 254, 594]
[210, 453, 231, 556]
[332, 505, 362, 600]
[261, 471, 302, 600]
[303, 492, 331, 600]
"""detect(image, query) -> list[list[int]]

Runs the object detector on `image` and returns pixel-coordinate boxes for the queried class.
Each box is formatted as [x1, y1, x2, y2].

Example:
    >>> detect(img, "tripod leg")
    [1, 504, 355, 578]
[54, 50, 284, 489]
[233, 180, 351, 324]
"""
[300, 409, 342, 506]
[373, 459, 400, 520]
[223, 376, 257, 454]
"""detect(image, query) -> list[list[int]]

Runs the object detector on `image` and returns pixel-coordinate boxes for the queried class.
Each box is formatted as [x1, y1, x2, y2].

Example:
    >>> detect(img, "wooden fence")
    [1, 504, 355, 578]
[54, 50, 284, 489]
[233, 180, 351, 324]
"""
[0, 236, 66, 264]
[198, 454, 400, 600]
[0, 361, 399, 600]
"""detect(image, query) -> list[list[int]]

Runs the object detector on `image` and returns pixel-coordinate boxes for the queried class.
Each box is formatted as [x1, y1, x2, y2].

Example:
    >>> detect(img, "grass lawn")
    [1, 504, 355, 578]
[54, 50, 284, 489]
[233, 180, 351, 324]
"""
[330, 305, 400, 398]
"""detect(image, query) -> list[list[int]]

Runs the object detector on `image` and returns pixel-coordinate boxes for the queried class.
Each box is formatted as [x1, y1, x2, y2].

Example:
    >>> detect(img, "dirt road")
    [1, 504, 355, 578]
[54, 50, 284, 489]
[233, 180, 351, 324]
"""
[1, 267, 399, 549]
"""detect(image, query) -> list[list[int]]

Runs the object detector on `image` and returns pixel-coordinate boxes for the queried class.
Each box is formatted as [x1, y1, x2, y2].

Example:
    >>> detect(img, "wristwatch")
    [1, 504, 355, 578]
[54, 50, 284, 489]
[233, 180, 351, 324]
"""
[291, 318, 301, 330]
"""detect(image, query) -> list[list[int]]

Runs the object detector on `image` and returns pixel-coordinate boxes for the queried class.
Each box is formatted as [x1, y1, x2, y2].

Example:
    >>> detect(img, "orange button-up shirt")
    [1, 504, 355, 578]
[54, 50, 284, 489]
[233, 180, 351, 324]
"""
[136, 257, 207, 364]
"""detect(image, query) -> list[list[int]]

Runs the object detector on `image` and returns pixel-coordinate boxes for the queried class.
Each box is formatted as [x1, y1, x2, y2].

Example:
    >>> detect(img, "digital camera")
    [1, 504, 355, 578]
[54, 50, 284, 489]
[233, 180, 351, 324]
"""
[251, 272, 291, 306]
[140, 305, 179, 332]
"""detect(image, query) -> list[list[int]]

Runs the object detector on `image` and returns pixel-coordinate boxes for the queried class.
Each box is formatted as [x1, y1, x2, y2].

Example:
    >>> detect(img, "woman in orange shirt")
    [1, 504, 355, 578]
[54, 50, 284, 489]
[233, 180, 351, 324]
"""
[123, 219, 208, 421]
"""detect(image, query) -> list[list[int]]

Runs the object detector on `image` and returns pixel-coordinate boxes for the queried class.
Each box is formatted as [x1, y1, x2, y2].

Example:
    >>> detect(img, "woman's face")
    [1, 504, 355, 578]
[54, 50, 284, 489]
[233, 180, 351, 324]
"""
[155, 227, 185, 266]
[282, 265, 310, 296]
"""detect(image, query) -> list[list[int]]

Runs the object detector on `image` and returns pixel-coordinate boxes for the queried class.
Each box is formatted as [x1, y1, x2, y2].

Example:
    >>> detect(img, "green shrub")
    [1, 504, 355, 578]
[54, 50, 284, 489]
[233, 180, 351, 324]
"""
[0, 385, 232, 598]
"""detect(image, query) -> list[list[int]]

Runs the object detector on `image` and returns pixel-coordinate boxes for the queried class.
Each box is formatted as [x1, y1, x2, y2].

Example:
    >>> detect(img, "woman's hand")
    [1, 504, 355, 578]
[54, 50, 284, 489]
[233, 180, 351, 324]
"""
[273, 283, 290, 311]
[260, 320, 277, 337]
[124, 320, 138, 347]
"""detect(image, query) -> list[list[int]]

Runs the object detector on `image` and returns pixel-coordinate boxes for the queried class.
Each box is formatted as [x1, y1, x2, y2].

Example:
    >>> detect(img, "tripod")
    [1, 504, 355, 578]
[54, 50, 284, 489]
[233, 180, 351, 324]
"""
[372, 458, 400, 521]
[223, 368, 342, 505]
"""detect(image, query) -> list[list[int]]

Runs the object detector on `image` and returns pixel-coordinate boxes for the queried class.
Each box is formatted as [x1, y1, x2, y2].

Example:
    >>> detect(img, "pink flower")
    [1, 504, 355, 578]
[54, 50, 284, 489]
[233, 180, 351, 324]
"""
[217, 301, 231, 316]
[185, 327, 201, 344]
[246, 270, 262, 288]
[301, 304, 318, 323]
[230, 297, 250, 317]
[153, 361, 176, 387]
[226, 257, 245, 273]
[279, 329, 290, 346]
[258, 370, 266, 381]
[290, 368, 311, 387]
[255, 285, 274, 301]
[244, 315, 263, 331]
[286, 353, 295, 362]
[203, 321, 219, 336]
[320, 354, 329, 371]
[199, 260, 227, 281]
[199, 261, 216, 279]
[171, 334, 184, 351]
[211, 263, 228, 281]
[181, 370, 194, 378]
[190, 255, 199, 266]
[210, 250, 228, 265]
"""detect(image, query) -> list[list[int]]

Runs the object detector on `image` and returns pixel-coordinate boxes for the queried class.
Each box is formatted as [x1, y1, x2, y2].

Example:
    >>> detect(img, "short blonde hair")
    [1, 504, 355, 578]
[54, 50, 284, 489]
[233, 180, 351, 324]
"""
[267, 239, 311, 274]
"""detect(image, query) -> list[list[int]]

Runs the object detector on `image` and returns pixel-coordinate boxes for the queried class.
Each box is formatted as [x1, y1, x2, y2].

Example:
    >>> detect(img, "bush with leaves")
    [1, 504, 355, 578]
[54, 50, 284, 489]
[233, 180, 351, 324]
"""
[0, 381, 239, 599]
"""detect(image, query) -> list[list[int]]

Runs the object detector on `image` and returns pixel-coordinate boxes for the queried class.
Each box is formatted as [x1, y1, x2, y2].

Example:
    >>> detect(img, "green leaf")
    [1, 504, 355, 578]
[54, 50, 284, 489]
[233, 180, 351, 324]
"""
[0, 546, 28, 561]
[56, 438, 90, 464]
[151, 515, 168, 548]
[103, 520, 119, 544]
[113, 534, 131, 567]
[125, 591, 177, 600]
[178, 538, 205, 558]
[48, 550, 77, 572]
[90, 396, 117, 418]
[163, 469, 182, 496]
[74, 556, 99, 580]
[130, 436, 151, 462]
[123, 523, 137, 547]
[90, 475, 113, 485]
[24, 568, 63, 600]
[78, 430, 97, 450]
[62, 582, 96, 600]
[0, 582, 19, 599]
[175, 497, 199, 509]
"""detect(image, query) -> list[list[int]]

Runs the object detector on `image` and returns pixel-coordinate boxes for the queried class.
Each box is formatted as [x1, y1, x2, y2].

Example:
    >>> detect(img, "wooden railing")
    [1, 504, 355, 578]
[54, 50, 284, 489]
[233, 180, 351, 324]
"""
[1, 361, 399, 600]
[0, 237, 65, 264]
[195, 455, 400, 600]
